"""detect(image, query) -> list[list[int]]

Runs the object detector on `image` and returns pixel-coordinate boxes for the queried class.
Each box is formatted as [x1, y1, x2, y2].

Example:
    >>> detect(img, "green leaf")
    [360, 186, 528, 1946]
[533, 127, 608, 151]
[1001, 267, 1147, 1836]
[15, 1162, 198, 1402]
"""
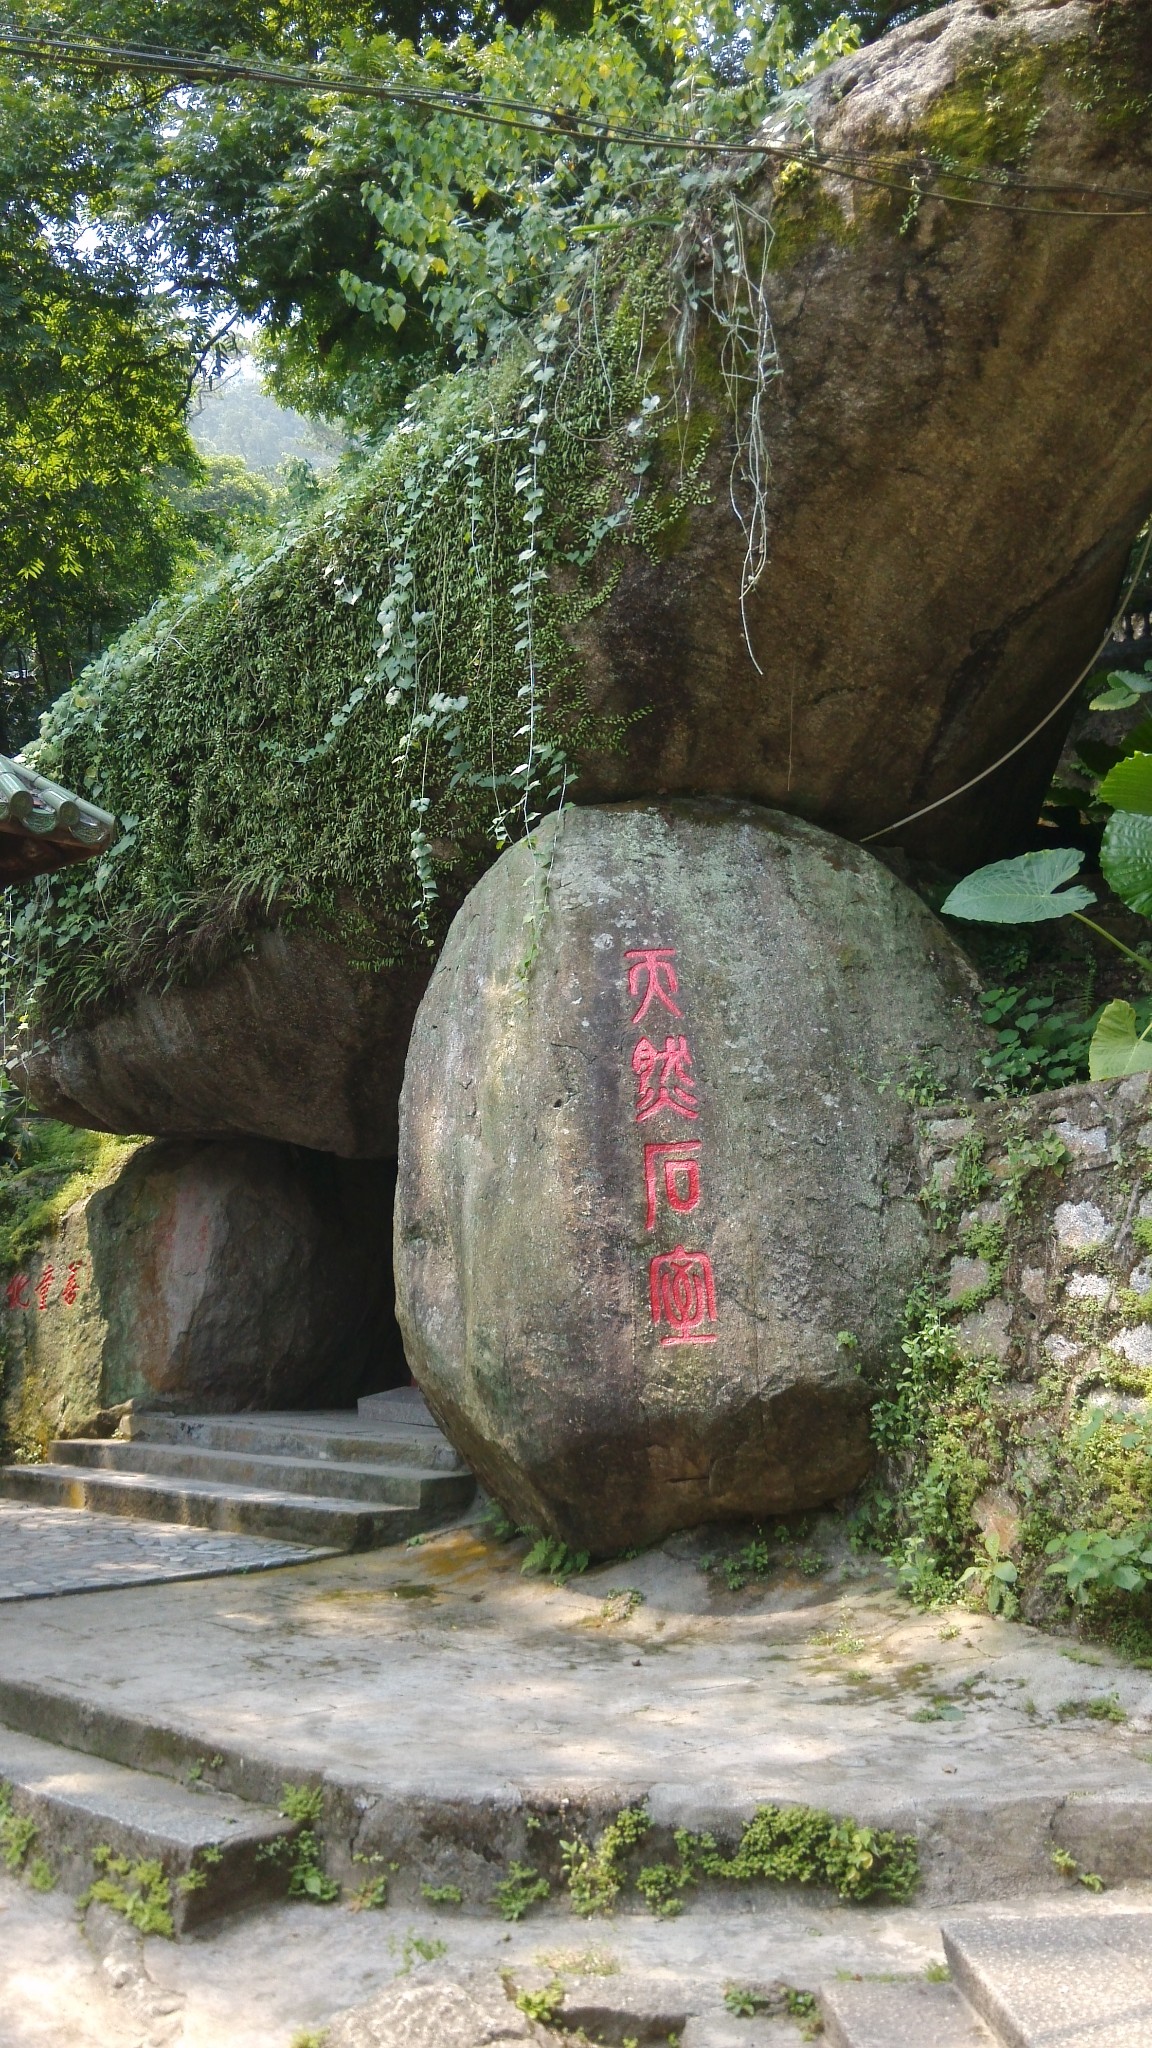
[1090, 682, 1141, 711]
[1088, 1001, 1152, 1080]
[1101, 810, 1152, 916]
[1098, 752, 1152, 816]
[940, 850, 1095, 925]
[1089, 670, 1152, 711]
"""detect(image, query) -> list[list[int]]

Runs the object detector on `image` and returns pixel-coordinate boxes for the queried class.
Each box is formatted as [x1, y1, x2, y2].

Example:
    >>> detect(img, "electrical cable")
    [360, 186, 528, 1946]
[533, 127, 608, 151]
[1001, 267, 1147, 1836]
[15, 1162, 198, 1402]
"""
[6, 30, 1152, 214]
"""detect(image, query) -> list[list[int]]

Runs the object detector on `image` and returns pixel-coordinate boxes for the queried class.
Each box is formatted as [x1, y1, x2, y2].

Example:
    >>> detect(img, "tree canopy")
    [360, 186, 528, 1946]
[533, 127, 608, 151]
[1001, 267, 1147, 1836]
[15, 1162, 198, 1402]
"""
[0, 0, 926, 706]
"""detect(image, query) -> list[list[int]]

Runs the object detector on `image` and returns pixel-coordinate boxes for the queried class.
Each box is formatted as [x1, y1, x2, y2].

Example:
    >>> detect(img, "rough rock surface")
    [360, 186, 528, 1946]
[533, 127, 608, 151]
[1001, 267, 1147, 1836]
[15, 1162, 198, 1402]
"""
[395, 800, 987, 1553]
[573, 0, 1152, 863]
[917, 1072, 1152, 1382]
[325, 1972, 551, 2048]
[1, 1137, 396, 1444]
[13, 924, 427, 1156]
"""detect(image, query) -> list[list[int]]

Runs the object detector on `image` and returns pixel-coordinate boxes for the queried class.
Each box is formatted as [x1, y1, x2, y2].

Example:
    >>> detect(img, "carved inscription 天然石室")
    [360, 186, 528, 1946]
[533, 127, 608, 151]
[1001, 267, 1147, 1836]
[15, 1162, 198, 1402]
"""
[624, 946, 718, 1346]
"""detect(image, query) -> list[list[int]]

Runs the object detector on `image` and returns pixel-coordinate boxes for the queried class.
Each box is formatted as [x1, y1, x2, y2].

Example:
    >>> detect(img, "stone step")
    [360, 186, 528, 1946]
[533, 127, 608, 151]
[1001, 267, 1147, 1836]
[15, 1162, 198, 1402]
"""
[358, 1386, 438, 1427]
[125, 1408, 466, 1472]
[0, 1722, 294, 1932]
[0, 1462, 435, 1549]
[49, 1436, 474, 1512]
[820, 1979, 995, 2048]
[943, 1910, 1152, 2048]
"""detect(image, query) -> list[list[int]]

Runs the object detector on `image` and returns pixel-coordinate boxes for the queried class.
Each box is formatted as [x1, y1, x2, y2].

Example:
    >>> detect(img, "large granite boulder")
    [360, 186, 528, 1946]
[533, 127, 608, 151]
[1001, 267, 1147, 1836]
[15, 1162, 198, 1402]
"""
[395, 801, 987, 1553]
[573, 0, 1152, 865]
[13, 925, 427, 1156]
[1, 1136, 398, 1448]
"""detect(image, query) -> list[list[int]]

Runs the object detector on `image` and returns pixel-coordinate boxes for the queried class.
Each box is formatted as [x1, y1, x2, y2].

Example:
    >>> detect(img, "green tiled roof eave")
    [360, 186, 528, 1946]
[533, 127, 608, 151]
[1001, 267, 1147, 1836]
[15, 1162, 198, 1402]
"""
[0, 756, 115, 884]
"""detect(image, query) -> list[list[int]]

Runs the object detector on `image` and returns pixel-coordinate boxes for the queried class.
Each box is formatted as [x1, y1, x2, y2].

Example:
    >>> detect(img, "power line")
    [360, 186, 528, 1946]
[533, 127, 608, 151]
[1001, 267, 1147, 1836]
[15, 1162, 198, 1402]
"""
[6, 31, 1152, 216]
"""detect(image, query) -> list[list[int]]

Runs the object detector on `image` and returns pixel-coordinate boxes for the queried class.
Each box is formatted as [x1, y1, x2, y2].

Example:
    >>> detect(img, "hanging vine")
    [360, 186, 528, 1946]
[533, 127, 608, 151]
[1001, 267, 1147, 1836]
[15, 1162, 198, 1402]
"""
[3, 0, 867, 1037]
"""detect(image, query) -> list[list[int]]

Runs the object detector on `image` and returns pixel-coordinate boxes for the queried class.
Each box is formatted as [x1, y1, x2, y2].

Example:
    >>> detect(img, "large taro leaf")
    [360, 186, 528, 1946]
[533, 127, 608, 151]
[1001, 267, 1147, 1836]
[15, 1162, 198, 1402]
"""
[1101, 808, 1152, 916]
[1098, 752, 1152, 817]
[941, 849, 1095, 925]
[1089, 999, 1152, 1080]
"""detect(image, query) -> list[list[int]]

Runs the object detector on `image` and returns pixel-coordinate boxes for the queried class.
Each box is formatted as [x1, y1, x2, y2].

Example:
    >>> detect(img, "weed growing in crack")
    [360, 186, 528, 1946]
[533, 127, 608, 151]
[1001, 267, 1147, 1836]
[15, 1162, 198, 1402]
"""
[722, 1983, 819, 2036]
[594, 1588, 645, 1625]
[348, 1876, 390, 1911]
[82, 1848, 175, 1937]
[562, 1805, 651, 1916]
[494, 1861, 551, 1921]
[0, 1791, 36, 1875]
[259, 1785, 341, 1903]
[1057, 1691, 1127, 1723]
[563, 1800, 919, 1918]
[511, 1978, 566, 2024]
[1051, 1845, 1105, 1891]
[396, 1932, 448, 1973]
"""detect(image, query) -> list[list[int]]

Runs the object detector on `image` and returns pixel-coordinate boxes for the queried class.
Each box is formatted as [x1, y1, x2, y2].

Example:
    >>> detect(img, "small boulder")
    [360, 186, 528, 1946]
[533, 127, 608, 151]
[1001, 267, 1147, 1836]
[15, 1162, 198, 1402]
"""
[395, 800, 986, 1553]
[13, 925, 427, 1157]
[2, 1137, 398, 1445]
[325, 1972, 552, 2048]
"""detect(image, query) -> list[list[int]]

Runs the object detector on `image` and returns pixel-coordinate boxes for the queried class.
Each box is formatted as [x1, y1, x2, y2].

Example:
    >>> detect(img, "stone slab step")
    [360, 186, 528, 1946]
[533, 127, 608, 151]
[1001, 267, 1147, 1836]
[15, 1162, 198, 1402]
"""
[50, 1437, 474, 1512]
[0, 1722, 294, 1932]
[943, 1910, 1152, 2048]
[0, 1463, 435, 1550]
[358, 1387, 439, 1428]
[126, 1408, 467, 1472]
[820, 1979, 995, 2048]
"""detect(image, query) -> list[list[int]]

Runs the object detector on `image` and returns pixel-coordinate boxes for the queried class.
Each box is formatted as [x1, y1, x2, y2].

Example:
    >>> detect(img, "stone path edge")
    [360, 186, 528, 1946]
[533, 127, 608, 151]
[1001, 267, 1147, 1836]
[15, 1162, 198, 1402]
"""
[0, 1549, 340, 1602]
[2, 1673, 1151, 1909]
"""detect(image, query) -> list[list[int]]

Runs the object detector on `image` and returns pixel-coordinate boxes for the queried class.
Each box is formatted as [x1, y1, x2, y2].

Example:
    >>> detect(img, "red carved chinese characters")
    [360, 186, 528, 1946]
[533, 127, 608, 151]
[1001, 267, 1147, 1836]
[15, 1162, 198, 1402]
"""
[643, 1141, 701, 1232]
[632, 1035, 698, 1123]
[625, 948, 683, 1024]
[649, 1246, 718, 1345]
[622, 943, 719, 1344]
[5, 1261, 83, 1313]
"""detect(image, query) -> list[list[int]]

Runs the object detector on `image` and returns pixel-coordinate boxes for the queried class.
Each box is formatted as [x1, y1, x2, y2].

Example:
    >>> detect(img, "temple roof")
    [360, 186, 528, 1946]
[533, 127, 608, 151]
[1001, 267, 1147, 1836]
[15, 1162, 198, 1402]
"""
[0, 756, 115, 885]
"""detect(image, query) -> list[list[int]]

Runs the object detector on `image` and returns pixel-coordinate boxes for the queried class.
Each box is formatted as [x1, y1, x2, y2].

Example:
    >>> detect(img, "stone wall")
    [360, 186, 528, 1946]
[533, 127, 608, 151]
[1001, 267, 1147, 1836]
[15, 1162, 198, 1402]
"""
[909, 1073, 1152, 1596]
[918, 1074, 1152, 1390]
